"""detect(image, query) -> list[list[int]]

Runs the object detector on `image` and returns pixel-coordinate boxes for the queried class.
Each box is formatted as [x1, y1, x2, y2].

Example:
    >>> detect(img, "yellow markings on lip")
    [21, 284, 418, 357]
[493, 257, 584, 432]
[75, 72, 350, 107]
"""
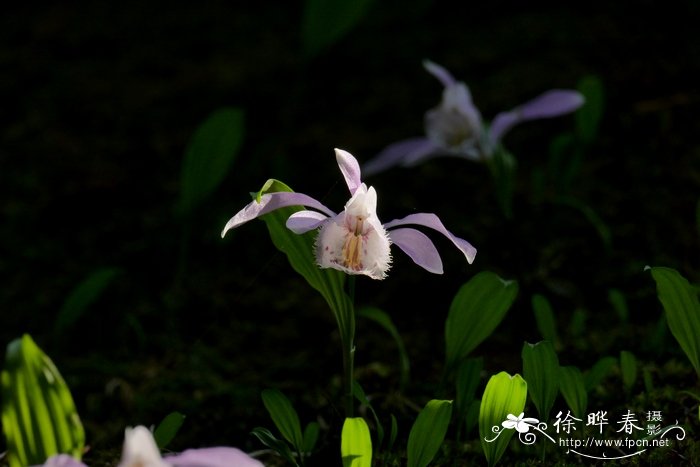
[342, 217, 365, 270]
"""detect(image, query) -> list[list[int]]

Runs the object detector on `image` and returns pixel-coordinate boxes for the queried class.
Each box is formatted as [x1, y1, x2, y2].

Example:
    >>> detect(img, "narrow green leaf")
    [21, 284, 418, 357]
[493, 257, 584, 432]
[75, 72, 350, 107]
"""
[255, 179, 354, 347]
[648, 266, 700, 375]
[531, 294, 559, 347]
[180, 107, 245, 215]
[407, 400, 453, 467]
[261, 389, 303, 451]
[620, 350, 637, 393]
[388, 414, 398, 451]
[575, 74, 604, 143]
[583, 356, 616, 391]
[558, 366, 587, 419]
[522, 340, 559, 421]
[1, 335, 85, 467]
[251, 427, 298, 466]
[153, 411, 186, 449]
[358, 306, 410, 390]
[445, 272, 518, 373]
[55, 268, 121, 333]
[479, 372, 528, 467]
[301, 0, 374, 58]
[341, 417, 372, 467]
[352, 381, 384, 446]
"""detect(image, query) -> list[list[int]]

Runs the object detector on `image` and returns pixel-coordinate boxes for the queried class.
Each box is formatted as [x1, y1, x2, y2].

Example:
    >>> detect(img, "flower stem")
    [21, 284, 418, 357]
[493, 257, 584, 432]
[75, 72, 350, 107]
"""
[343, 276, 357, 417]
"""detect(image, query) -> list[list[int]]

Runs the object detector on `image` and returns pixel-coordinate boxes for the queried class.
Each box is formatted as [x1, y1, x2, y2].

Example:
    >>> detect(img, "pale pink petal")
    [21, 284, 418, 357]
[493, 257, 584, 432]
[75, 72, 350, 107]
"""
[221, 192, 335, 238]
[363, 138, 441, 176]
[40, 455, 87, 467]
[489, 90, 585, 143]
[335, 148, 362, 195]
[388, 227, 443, 274]
[166, 447, 264, 467]
[423, 59, 457, 87]
[384, 213, 476, 264]
[286, 210, 330, 233]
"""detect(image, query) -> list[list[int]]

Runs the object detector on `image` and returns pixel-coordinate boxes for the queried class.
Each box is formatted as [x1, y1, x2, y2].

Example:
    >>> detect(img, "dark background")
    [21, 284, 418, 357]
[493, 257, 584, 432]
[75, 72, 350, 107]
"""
[2, 1, 699, 464]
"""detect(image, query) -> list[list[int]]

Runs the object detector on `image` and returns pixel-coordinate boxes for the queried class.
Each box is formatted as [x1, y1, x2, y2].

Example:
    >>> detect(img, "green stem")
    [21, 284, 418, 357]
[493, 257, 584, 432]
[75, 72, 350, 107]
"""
[343, 276, 357, 418]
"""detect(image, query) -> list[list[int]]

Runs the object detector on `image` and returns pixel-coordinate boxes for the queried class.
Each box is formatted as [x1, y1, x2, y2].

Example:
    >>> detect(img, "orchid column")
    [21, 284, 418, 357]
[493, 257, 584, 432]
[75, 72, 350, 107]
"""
[222, 149, 476, 417]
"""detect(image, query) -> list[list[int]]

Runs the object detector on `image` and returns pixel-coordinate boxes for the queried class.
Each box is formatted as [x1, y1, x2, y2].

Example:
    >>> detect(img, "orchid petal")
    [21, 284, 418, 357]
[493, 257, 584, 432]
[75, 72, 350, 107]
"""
[118, 426, 169, 467]
[363, 138, 441, 176]
[335, 148, 362, 195]
[388, 227, 443, 274]
[489, 90, 585, 143]
[286, 210, 329, 233]
[40, 455, 88, 467]
[167, 447, 264, 467]
[423, 59, 457, 88]
[221, 192, 335, 238]
[384, 213, 476, 264]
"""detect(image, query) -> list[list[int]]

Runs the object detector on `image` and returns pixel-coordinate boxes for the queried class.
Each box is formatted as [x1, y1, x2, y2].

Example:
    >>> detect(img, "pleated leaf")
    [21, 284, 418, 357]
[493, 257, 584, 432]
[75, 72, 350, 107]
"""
[445, 271, 518, 373]
[153, 411, 186, 449]
[648, 266, 700, 375]
[1, 334, 84, 467]
[584, 356, 617, 391]
[522, 340, 559, 421]
[55, 268, 121, 333]
[620, 350, 637, 393]
[301, 0, 374, 58]
[406, 400, 453, 467]
[531, 294, 559, 347]
[479, 372, 527, 467]
[341, 417, 372, 467]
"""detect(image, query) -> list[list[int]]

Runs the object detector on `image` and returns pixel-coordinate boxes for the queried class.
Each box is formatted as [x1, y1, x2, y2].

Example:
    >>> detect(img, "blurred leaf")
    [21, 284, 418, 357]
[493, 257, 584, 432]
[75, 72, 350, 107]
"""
[301, 0, 374, 58]
[302, 422, 320, 455]
[255, 179, 354, 347]
[643, 367, 654, 393]
[341, 417, 372, 467]
[531, 294, 559, 347]
[1, 334, 85, 467]
[261, 389, 303, 451]
[558, 366, 587, 419]
[575, 75, 604, 143]
[487, 147, 517, 219]
[407, 400, 452, 467]
[179, 107, 245, 215]
[479, 372, 527, 467]
[620, 350, 637, 393]
[153, 411, 186, 449]
[251, 427, 298, 466]
[557, 196, 612, 251]
[648, 266, 700, 375]
[55, 268, 121, 333]
[568, 308, 587, 338]
[388, 414, 398, 451]
[445, 271, 518, 374]
[522, 340, 559, 421]
[358, 306, 410, 390]
[608, 288, 628, 324]
[584, 356, 617, 392]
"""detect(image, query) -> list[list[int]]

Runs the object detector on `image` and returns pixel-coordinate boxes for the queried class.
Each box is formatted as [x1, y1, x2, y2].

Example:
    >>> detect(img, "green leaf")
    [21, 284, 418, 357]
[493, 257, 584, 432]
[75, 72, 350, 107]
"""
[558, 366, 587, 419]
[445, 271, 518, 374]
[302, 421, 320, 455]
[261, 389, 303, 451]
[479, 372, 527, 467]
[179, 107, 245, 215]
[522, 340, 560, 421]
[254, 179, 354, 348]
[575, 74, 604, 144]
[341, 417, 372, 467]
[388, 414, 398, 451]
[648, 266, 700, 375]
[153, 411, 186, 449]
[358, 306, 410, 390]
[531, 294, 559, 347]
[620, 350, 637, 393]
[352, 381, 384, 447]
[583, 356, 617, 391]
[608, 288, 629, 324]
[251, 427, 298, 466]
[407, 400, 453, 467]
[55, 268, 121, 333]
[1, 334, 85, 467]
[301, 0, 374, 58]
[455, 358, 483, 421]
